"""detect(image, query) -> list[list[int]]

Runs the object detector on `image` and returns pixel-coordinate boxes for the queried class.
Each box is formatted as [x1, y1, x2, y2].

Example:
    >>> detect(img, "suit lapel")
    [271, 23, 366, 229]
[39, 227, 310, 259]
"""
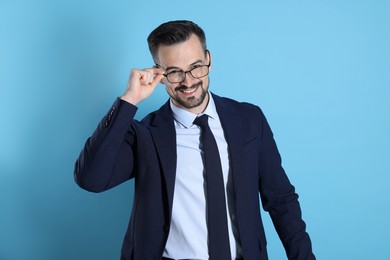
[148, 101, 177, 217]
[212, 94, 245, 193]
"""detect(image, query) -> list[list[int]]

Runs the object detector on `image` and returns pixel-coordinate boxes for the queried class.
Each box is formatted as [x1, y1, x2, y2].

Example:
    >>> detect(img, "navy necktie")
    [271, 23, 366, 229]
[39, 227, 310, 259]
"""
[193, 114, 232, 260]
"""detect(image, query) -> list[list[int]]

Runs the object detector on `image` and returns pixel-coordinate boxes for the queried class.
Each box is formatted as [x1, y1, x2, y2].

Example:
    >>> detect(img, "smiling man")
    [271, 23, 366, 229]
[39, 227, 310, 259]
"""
[74, 20, 315, 260]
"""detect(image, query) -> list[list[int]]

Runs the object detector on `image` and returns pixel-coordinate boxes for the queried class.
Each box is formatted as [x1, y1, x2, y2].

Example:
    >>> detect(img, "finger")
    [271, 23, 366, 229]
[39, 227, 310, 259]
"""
[139, 70, 154, 85]
[151, 66, 164, 75]
[149, 73, 164, 88]
[141, 67, 164, 85]
[144, 67, 164, 81]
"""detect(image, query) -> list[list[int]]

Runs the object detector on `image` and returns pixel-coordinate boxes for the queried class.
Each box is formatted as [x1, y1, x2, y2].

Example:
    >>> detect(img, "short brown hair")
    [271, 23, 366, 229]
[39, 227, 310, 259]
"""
[147, 20, 207, 62]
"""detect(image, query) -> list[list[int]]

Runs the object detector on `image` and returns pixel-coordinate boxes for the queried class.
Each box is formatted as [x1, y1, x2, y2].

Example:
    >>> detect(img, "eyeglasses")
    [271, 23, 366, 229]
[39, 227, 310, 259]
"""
[156, 51, 211, 84]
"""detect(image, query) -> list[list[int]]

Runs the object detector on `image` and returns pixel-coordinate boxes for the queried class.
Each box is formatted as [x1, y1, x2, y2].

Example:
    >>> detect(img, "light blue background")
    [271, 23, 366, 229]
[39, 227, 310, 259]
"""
[1, 0, 389, 259]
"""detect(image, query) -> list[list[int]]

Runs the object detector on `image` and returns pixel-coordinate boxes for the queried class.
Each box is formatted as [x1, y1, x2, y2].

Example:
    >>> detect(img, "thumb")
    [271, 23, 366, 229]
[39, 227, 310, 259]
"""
[150, 73, 164, 88]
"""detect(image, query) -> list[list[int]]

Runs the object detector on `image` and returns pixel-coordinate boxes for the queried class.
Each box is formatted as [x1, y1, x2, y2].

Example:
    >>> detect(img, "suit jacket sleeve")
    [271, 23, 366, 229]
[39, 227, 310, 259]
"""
[257, 108, 315, 259]
[74, 98, 138, 192]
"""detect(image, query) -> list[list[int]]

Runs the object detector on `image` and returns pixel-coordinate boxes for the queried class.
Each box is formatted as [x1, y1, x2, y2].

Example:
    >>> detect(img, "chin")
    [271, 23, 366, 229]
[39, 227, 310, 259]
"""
[178, 89, 208, 110]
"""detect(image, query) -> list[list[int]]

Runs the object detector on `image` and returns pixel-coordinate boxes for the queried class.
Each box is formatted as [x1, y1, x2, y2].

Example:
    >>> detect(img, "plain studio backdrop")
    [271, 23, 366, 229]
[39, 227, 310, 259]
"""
[1, 0, 389, 259]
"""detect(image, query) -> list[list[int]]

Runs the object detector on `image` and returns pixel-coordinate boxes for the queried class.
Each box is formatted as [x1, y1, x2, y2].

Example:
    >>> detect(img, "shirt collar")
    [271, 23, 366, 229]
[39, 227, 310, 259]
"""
[170, 92, 218, 128]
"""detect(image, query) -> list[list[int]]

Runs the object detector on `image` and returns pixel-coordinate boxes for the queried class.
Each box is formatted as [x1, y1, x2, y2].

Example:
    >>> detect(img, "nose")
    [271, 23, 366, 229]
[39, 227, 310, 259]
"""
[179, 71, 197, 86]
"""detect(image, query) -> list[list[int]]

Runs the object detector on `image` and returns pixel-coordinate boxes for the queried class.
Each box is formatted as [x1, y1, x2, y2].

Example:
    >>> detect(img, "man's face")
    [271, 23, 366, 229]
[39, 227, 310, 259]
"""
[156, 34, 211, 114]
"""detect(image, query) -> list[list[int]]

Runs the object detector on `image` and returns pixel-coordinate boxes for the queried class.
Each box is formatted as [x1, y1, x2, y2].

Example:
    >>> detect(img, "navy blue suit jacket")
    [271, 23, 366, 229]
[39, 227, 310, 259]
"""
[74, 93, 315, 260]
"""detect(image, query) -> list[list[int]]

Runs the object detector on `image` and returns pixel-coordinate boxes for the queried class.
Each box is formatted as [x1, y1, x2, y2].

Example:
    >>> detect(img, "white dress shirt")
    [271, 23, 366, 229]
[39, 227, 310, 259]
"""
[163, 93, 242, 260]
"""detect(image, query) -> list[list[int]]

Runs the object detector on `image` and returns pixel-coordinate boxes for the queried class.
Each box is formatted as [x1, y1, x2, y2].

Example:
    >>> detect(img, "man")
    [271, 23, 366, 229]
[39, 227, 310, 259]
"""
[74, 20, 315, 260]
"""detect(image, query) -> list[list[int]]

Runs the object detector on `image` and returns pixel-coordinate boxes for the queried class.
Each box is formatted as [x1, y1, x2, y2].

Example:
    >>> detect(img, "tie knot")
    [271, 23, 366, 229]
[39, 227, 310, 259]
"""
[193, 114, 209, 128]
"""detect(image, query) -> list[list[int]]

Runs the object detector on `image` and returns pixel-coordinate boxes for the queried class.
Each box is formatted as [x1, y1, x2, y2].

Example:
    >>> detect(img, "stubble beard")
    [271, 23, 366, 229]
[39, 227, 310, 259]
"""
[171, 81, 208, 109]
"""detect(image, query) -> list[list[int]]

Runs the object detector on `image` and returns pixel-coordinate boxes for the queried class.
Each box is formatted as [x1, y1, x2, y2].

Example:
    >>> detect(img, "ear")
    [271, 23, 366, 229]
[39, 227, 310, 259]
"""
[207, 50, 212, 72]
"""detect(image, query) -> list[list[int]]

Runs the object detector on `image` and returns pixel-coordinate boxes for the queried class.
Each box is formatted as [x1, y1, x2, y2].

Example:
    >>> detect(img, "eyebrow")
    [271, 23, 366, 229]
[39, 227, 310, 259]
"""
[165, 59, 204, 71]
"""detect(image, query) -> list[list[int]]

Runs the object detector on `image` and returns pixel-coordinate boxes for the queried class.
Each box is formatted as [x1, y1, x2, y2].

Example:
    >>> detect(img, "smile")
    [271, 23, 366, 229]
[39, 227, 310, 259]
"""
[176, 82, 202, 96]
[182, 87, 198, 94]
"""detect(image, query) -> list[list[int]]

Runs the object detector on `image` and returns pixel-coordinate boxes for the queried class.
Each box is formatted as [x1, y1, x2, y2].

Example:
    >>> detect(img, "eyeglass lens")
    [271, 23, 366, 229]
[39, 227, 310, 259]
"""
[167, 66, 209, 83]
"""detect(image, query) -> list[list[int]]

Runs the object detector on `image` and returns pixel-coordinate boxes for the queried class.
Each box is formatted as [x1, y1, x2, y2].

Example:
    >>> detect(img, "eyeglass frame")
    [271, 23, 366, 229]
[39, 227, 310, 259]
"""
[155, 50, 211, 84]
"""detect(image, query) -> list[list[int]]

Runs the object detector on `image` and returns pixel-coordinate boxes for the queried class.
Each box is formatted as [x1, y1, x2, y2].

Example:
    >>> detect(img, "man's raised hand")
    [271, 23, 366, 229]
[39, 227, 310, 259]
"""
[120, 67, 164, 105]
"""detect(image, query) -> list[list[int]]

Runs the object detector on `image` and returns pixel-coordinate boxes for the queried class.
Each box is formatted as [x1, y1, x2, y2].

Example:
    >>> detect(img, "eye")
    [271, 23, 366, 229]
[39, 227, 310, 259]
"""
[167, 70, 182, 75]
[192, 64, 203, 69]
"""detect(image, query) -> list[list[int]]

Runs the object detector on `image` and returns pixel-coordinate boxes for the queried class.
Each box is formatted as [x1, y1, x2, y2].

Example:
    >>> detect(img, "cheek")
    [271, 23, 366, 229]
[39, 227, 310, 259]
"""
[164, 84, 176, 94]
[201, 77, 209, 88]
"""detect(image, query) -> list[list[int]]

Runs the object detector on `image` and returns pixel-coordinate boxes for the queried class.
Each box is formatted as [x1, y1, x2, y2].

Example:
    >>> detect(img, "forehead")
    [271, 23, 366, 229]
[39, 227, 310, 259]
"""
[156, 34, 205, 68]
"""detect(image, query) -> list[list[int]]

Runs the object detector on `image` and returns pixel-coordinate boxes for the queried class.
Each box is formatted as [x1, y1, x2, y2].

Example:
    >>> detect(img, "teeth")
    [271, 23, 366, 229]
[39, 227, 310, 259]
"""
[183, 87, 197, 93]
